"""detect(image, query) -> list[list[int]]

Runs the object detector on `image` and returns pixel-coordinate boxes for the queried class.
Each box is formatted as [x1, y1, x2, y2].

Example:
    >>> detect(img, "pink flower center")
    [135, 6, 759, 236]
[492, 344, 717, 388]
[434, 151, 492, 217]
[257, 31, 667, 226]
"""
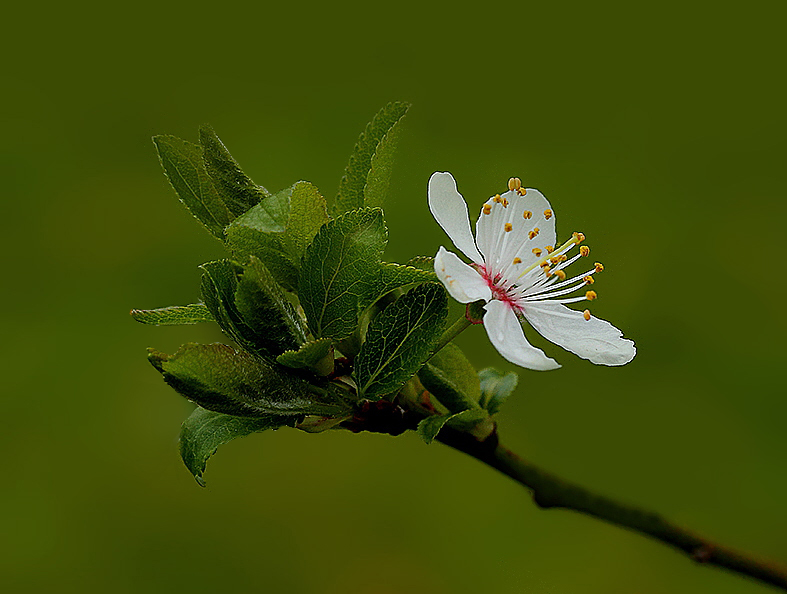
[478, 265, 522, 312]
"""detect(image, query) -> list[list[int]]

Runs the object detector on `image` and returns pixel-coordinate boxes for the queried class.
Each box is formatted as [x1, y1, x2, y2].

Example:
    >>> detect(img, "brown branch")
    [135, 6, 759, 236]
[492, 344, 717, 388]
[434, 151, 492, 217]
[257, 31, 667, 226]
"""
[436, 426, 787, 592]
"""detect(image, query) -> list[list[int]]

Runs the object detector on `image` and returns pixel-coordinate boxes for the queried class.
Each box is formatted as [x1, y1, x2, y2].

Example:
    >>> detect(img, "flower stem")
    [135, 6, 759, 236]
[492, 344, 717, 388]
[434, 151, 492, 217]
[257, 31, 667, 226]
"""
[431, 314, 473, 356]
[436, 426, 787, 591]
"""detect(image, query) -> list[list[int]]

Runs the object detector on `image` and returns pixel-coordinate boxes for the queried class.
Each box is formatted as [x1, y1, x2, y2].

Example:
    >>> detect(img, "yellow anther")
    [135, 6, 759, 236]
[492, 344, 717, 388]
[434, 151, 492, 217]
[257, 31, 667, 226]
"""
[586, 290, 598, 301]
[571, 232, 585, 244]
[522, 210, 532, 220]
[543, 209, 553, 220]
[493, 194, 502, 203]
[583, 275, 594, 284]
[545, 267, 553, 276]
[527, 227, 540, 240]
[504, 223, 513, 232]
[549, 257, 559, 265]
[483, 204, 492, 215]
[502, 197, 509, 207]
[545, 245, 554, 253]
[508, 177, 522, 191]
[513, 257, 522, 265]
[517, 187, 527, 196]
[540, 261, 551, 269]
[583, 309, 591, 321]
[555, 270, 566, 281]
[532, 248, 542, 257]
[579, 245, 590, 257]
[594, 262, 604, 273]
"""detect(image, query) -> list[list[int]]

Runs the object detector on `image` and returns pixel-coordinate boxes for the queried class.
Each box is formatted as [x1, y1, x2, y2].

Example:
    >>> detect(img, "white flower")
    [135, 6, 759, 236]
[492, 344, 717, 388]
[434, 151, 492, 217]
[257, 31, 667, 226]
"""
[428, 171, 636, 371]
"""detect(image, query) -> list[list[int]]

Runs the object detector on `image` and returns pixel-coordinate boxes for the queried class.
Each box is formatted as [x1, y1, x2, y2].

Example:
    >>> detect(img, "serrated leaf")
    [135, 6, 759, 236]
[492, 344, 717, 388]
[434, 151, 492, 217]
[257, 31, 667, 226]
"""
[200, 259, 302, 359]
[332, 102, 410, 216]
[405, 256, 435, 271]
[226, 181, 330, 290]
[479, 368, 519, 414]
[199, 124, 269, 215]
[179, 407, 297, 486]
[299, 208, 387, 340]
[430, 343, 481, 402]
[359, 262, 438, 312]
[355, 283, 448, 399]
[417, 409, 489, 444]
[149, 342, 346, 418]
[277, 338, 334, 375]
[153, 135, 231, 239]
[418, 361, 478, 415]
[130, 304, 214, 325]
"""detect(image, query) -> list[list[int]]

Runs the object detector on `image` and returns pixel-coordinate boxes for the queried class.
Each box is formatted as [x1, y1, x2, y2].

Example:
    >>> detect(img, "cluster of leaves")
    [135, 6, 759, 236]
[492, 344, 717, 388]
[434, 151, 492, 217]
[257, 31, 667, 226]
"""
[133, 103, 518, 484]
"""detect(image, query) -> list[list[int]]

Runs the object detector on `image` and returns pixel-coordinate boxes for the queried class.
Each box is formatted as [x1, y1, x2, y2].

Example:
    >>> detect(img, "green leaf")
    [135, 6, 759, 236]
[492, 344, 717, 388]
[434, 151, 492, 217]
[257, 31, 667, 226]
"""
[277, 338, 334, 376]
[418, 343, 481, 414]
[149, 342, 346, 418]
[299, 208, 387, 340]
[153, 135, 231, 239]
[226, 181, 330, 290]
[405, 255, 435, 271]
[332, 102, 410, 216]
[359, 262, 438, 312]
[199, 124, 269, 215]
[479, 368, 519, 414]
[179, 407, 297, 486]
[200, 259, 303, 359]
[130, 304, 214, 325]
[355, 283, 448, 399]
[416, 409, 489, 444]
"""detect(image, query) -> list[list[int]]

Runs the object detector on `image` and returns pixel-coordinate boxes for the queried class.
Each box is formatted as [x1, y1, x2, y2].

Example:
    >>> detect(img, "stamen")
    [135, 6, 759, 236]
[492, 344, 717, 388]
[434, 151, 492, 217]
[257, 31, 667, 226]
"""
[594, 262, 604, 273]
[504, 223, 513, 232]
[583, 309, 591, 321]
[483, 204, 492, 215]
[493, 194, 502, 203]
[540, 261, 550, 269]
[572, 232, 585, 244]
[532, 248, 542, 257]
[523, 210, 532, 220]
[543, 209, 552, 220]
[513, 257, 522, 264]
[508, 177, 522, 191]
[586, 290, 597, 301]
[517, 187, 527, 196]
[502, 197, 509, 207]
[555, 270, 566, 281]
[579, 246, 590, 257]
[545, 245, 554, 253]
[583, 275, 594, 284]
[528, 227, 540, 239]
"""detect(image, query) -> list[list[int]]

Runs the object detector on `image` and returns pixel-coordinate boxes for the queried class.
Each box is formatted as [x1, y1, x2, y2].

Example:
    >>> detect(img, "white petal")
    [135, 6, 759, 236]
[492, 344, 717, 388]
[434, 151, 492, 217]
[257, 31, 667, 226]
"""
[483, 300, 561, 371]
[521, 302, 636, 366]
[434, 246, 492, 304]
[428, 172, 484, 264]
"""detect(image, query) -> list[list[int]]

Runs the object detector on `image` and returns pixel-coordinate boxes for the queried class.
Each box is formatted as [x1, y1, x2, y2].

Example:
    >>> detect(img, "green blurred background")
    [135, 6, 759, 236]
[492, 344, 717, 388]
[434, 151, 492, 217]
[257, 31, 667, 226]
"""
[2, 1, 785, 592]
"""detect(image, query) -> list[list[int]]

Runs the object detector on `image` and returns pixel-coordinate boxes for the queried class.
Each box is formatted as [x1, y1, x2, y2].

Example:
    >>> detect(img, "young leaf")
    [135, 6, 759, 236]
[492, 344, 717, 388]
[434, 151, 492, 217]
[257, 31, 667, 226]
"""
[478, 368, 519, 415]
[405, 255, 435, 271]
[200, 259, 303, 360]
[277, 338, 334, 376]
[148, 343, 347, 418]
[417, 409, 489, 444]
[130, 304, 214, 325]
[226, 181, 330, 290]
[199, 124, 269, 216]
[179, 407, 297, 486]
[332, 102, 410, 216]
[354, 283, 448, 399]
[299, 208, 387, 340]
[418, 343, 481, 413]
[153, 135, 232, 239]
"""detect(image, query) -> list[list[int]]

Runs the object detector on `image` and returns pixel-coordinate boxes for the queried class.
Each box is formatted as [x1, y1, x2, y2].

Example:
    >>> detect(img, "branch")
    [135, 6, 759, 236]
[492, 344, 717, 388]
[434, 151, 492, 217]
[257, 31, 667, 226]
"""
[436, 426, 787, 592]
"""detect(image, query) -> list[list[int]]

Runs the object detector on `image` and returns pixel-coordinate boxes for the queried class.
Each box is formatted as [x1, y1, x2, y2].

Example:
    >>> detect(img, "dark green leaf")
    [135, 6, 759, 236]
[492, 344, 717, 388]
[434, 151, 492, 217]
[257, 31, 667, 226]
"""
[226, 181, 330, 290]
[479, 368, 519, 414]
[332, 102, 410, 216]
[153, 135, 231, 238]
[130, 304, 214, 325]
[355, 283, 448, 399]
[418, 343, 481, 413]
[179, 407, 296, 486]
[277, 338, 334, 375]
[299, 208, 387, 340]
[148, 342, 346, 418]
[200, 259, 303, 359]
[359, 262, 438, 312]
[199, 124, 269, 216]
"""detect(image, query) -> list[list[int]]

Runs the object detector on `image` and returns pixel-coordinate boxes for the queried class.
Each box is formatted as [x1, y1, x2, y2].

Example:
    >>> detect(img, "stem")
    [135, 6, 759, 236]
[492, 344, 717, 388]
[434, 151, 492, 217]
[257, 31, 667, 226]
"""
[436, 426, 787, 591]
[431, 314, 472, 356]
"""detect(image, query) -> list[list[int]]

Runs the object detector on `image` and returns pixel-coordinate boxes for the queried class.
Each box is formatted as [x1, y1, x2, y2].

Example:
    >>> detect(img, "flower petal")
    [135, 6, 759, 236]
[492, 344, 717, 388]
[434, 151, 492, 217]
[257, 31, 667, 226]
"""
[521, 302, 636, 366]
[428, 172, 484, 264]
[434, 246, 492, 304]
[483, 300, 560, 371]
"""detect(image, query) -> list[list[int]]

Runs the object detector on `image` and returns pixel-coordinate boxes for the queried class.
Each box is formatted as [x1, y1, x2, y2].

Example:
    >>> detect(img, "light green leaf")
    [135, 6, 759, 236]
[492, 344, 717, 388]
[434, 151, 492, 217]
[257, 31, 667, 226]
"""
[199, 124, 269, 216]
[299, 208, 387, 340]
[418, 359, 478, 415]
[332, 102, 410, 215]
[277, 338, 334, 376]
[130, 304, 214, 325]
[355, 283, 448, 399]
[479, 368, 519, 414]
[148, 342, 346, 418]
[179, 407, 296, 486]
[153, 135, 231, 239]
[429, 343, 481, 403]
[359, 262, 438, 312]
[417, 409, 489, 444]
[226, 181, 330, 291]
[405, 255, 435, 271]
